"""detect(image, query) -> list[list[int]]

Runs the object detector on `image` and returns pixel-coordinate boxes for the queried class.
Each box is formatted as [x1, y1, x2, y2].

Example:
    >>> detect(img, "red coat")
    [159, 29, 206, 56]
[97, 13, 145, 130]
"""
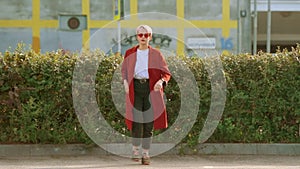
[121, 45, 171, 130]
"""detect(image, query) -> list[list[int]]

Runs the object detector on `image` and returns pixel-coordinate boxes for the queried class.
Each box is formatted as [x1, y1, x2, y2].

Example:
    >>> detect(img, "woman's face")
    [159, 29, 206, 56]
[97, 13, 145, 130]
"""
[136, 28, 152, 46]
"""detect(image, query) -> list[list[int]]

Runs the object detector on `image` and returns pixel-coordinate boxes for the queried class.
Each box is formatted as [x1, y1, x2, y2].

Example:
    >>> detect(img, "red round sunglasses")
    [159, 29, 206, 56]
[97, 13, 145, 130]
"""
[137, 33, 151, 38]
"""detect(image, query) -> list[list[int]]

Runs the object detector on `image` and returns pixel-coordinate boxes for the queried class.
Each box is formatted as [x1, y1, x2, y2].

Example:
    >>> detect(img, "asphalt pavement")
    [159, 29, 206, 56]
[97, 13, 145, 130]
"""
[0, 154, 299, 169]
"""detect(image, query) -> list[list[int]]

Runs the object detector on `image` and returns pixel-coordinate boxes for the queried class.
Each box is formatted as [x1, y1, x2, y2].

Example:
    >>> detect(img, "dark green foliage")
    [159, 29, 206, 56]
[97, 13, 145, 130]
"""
[0, 43, 299, 145]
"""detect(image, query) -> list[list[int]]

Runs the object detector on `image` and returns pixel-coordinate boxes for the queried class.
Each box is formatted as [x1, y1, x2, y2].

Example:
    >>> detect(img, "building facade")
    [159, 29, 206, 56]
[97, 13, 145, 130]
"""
[0, 0, 299, 55]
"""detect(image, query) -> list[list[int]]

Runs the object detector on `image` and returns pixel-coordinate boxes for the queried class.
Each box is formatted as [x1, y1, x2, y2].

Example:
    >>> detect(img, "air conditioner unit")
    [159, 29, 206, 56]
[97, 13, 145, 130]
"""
[58, 14, 87, 31]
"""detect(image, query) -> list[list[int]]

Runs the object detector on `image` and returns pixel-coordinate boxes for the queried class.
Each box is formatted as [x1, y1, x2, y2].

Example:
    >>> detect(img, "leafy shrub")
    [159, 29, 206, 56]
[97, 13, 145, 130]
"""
[0, 43, 299, 145]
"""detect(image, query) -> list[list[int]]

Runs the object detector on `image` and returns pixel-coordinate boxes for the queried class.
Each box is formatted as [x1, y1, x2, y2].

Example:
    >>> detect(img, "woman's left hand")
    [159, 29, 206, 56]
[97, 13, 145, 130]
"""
[154, 79, 163, 91]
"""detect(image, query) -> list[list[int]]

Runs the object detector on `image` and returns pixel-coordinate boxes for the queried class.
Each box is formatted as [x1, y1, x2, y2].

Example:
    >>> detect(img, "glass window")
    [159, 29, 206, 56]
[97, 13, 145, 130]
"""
[0, 0, 32, 20]
[0, 28, 32, 52]
[185, 0, 222, 20]
[138, 0, 177, 20]
[40, 0, 82, 20]
[90, 0, 113, 20]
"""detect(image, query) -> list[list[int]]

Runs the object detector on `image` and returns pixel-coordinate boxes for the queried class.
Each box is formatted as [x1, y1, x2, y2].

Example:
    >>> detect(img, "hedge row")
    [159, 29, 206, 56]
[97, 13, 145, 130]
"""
[0, 44, 299, 145]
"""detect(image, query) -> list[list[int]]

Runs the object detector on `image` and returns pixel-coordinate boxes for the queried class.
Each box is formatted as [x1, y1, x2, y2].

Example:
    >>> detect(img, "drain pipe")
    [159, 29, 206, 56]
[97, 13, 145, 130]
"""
[253, 0, 258, 55]
[266, 0, 272, 53]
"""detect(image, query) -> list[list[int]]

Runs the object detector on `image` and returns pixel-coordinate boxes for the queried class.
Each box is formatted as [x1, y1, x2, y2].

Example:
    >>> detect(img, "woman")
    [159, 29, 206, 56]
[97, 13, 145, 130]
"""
[121, 25, 171, 165]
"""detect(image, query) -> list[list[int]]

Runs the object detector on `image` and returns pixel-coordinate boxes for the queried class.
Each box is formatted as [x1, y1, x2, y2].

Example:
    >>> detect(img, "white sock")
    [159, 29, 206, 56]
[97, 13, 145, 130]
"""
[142, 149, 149, 157]
[132, 146, 139, 152]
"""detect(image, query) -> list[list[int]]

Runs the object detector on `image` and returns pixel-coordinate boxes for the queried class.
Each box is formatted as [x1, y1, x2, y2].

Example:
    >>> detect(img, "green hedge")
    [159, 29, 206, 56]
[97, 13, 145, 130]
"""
[0, 44, 299, 145]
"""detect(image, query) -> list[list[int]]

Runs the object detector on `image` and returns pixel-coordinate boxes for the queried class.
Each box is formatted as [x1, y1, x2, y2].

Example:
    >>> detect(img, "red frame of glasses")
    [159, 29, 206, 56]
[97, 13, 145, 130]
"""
[137, 33, 151, 38]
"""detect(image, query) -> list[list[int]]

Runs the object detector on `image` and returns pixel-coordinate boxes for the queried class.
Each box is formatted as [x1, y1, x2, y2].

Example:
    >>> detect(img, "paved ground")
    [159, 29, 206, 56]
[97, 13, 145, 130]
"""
[0, 155, 299, 169]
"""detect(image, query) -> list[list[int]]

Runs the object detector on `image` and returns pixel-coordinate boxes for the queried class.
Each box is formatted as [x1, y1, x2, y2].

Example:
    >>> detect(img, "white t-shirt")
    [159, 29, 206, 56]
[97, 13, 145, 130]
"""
[134, 49, 149, 79]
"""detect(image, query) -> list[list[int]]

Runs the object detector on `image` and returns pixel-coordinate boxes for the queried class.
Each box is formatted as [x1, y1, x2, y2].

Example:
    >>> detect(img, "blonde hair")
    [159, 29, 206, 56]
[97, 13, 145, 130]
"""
[136, 25, 153, 34]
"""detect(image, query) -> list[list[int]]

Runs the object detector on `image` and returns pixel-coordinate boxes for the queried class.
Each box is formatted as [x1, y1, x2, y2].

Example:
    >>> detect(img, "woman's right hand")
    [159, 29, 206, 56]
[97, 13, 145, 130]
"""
[123, 80, 129, 94]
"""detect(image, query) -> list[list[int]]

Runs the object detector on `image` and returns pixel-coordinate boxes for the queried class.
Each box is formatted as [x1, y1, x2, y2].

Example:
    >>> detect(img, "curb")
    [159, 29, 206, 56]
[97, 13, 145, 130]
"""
[0, 143, 299, 157]
[197, 143, 300, 155]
